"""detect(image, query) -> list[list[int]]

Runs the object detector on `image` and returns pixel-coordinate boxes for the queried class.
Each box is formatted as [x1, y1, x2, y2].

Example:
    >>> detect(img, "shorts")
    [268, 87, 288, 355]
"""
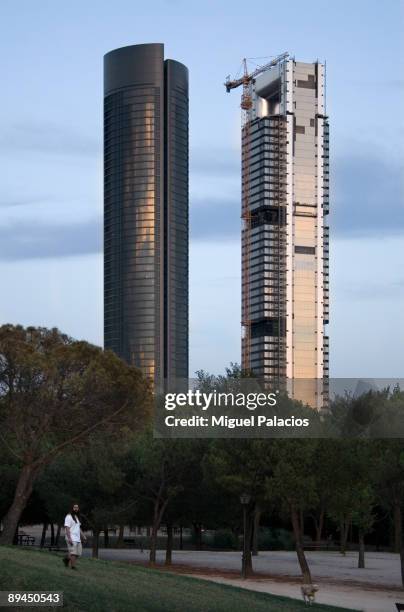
[66, 539, 82, 557]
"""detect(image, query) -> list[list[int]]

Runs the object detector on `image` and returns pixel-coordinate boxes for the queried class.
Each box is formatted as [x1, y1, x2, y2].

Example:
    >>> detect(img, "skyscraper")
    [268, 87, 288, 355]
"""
[104, 44, 189, 385]
[229, 55, 329, 407]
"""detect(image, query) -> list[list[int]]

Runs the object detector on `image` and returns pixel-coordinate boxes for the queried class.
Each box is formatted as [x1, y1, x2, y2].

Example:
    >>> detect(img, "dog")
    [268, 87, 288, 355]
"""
[301, 584, 319, 605]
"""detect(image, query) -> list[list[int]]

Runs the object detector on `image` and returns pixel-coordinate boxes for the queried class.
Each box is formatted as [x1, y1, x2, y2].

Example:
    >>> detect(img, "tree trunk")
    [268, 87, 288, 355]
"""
[179, 525, 183, 550]
[358, 529, 365, 568]
[103, 526, 109, 548]
[92, 530, 100, 559]
[50, 523, 55, 546]
[252, 506, 261, 556]
[291, 507, 312, 584]
[340, 516, 350, 555]
[149, 497, 169, 565]
[117, 524, 125, 548]
[193, 523, 203, 550]
[244, 511, 254, 575]
[399, 472, 404, 584]
[150, 522, 158, 564]
[315, 508, 325, 543]
[40, 523, 48, 548]
[394, 502, 402, 554]
[12, 525, 19, 546]
[165, 523, 173, 565]
[55, 524, 61, 547]
[0, 463, 39, 545]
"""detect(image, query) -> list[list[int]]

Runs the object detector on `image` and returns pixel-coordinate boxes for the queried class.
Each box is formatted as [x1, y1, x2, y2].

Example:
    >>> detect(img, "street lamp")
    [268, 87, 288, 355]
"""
[240, 493, 251, 579]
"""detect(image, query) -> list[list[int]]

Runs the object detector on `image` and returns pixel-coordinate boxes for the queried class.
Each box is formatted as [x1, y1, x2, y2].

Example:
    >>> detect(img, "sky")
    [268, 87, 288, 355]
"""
[0, 0, 402, 378]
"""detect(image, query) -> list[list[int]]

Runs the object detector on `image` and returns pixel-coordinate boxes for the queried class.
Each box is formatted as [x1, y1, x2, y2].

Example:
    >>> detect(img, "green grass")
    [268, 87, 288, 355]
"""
[0, 547, 355, 612]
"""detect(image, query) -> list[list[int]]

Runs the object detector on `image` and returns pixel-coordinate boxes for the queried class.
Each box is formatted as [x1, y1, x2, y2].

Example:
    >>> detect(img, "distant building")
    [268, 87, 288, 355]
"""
[104, 44, 189, 385]
[240, 56, 329, 407]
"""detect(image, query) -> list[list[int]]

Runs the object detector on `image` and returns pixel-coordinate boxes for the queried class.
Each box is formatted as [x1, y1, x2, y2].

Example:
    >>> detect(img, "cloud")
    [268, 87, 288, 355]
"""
[190, 196, 240, 241]
[1, 198, 236, 260]
[332, 155, 403, 237]
[0, 218, 101, 260]
[343, 279, 404, 300]
[0, 122, 100, 157]
[1, 148, 401, 259]
[345, 78, 404, 90]
[189, 149, 403, 241]
[0, 196, 53, 208]
[191, 147, 239, 176]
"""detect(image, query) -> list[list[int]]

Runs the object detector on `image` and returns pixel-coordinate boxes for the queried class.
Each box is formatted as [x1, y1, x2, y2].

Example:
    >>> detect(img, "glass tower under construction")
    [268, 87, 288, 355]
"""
[237, 55, 329, 407]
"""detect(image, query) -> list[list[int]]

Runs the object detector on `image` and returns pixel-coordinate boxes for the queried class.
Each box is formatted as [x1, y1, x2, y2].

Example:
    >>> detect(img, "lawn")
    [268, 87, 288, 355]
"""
[0, 547, 355, 612]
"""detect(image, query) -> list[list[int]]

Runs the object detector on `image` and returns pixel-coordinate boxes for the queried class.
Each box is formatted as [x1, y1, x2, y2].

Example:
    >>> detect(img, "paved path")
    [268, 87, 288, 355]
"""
[87, 549, 401, 587]
[84, 549, 404, 611]
[191, 575, 404, 612]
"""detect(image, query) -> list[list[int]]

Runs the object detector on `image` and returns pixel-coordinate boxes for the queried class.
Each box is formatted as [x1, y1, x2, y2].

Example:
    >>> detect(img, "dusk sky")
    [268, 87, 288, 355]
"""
[0, 0, 402, 377]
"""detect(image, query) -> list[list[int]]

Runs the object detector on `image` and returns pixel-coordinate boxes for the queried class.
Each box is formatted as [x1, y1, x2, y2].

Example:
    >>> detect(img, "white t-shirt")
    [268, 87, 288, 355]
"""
[64, 514, 81, 542]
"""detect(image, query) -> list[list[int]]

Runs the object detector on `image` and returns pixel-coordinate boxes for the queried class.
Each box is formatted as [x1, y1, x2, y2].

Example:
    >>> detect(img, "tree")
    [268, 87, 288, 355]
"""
[205, 439, 272, 576]
[375, 441, 404, 553]
[266, 440, 318, 584]
[324, 439, 376, 569]
[0, 324, 151, 545]
[352, 484, 376, 569]
[325, 441, 358, 555]
[0, 444, 19, 522]
[156, 439, 213, 564]
[34, 454, 83, 548]
[197, 364, 317, 576]
[372, 438, 404, 585]
[127, 432, 202, 565]
[308, 440, 340, 543]
[35, 434, 136, 558]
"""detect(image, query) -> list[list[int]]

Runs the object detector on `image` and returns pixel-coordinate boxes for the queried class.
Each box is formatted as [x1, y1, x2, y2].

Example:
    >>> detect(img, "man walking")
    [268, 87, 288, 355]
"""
[63, 503, 86, 570]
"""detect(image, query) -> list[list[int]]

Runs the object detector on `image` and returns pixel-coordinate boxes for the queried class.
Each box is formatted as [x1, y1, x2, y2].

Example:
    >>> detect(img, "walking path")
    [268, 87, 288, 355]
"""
[190, 574, 402, 612]
[85, 549, 404, 611]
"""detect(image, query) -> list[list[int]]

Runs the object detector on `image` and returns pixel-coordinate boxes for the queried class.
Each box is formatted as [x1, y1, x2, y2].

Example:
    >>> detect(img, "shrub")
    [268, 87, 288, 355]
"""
[258, 528, 294, 550]
[212, 529, 238, 550]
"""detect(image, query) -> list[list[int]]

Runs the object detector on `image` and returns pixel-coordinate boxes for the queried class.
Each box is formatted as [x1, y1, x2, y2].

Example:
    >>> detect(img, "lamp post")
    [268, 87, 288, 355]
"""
[240, 492, 251, 579]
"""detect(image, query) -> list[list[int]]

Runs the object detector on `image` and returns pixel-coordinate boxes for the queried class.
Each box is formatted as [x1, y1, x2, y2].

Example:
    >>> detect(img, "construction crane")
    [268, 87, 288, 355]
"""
[224, 52, 289, 373]
[225, 52, 289, 110]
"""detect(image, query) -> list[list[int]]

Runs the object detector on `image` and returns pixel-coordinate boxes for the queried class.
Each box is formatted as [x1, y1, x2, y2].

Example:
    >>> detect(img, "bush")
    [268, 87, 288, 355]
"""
[258, 528, 294, 551]
[212, 529, 238, 550]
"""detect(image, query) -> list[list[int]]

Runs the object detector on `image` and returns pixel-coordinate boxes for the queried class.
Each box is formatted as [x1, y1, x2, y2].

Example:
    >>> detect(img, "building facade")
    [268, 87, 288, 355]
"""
[104, 44, 189, 384]
[242, 56, 329, 407]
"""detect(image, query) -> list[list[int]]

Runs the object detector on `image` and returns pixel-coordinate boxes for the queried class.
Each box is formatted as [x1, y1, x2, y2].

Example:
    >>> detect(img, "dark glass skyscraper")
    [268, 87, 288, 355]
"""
[104, 43, 188, 384]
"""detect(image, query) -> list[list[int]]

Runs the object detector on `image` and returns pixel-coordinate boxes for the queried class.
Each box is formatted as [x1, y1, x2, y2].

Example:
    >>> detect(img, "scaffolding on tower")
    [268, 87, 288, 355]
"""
[224, 52, 289, 372]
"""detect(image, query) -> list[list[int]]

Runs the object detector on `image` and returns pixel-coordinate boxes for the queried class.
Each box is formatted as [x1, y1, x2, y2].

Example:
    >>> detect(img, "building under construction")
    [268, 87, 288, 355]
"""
[226, 54, 329, 408]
